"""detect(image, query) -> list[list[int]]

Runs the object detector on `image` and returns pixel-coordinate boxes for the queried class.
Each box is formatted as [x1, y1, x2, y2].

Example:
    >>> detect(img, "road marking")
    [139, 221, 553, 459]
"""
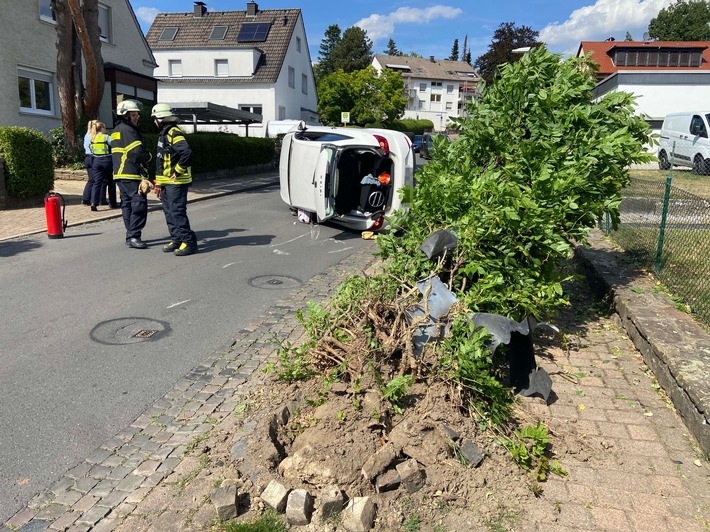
[167, 299, 191, 309]
[328, 247, 353, 254]
[273, 249, 289, 255]
[222, 261, 243, 268]
[269, 233, 307, 247]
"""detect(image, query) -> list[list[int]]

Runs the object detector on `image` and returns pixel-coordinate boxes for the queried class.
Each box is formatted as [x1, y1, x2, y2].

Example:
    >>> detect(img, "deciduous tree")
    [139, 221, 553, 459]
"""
[648, 0, 710, 40]
[317, 67, 405, 126]
[52, 0, 104, 157]
[473, 22, 540, 82]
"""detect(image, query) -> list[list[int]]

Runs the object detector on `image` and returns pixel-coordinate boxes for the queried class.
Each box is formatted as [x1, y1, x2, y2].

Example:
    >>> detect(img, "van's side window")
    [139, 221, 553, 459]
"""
[690, 115, 708, 138]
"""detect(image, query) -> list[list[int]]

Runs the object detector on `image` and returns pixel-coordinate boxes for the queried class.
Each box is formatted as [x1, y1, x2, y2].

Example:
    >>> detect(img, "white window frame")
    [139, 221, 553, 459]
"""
[431, 81, 442, 89]
[98, 3, 111, 43]
[419, 83, 426, 92]
[446, 84, 454, 94]
[445, 101, 453, 110]
[278, 106, 286, 120]
[430, 94, 441, 102]
[39, 0, 55, 24]
[301, 74, 308, 94]
[239, 104, 262, 116]
[288, 66, 295, 88]
[296, 36, 302, 52]
[168, 60, 182, 78]
[18, 67, 55, 116]
[215, 59, 229, 77]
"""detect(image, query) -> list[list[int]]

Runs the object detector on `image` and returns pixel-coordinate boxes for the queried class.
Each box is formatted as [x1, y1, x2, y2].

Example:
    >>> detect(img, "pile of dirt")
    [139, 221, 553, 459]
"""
[212, 363, 588, 531]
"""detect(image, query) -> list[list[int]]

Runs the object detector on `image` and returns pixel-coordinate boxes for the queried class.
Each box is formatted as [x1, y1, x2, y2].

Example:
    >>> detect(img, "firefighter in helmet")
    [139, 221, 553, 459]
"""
[151, 103, 198, 256]
[111, 99, 152, 249]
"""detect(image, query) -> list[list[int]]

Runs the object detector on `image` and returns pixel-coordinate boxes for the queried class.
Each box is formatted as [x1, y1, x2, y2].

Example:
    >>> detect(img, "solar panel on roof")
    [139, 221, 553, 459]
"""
[210, 25, 228, 40]
[237, 22, 271, 42]
[158, 27, 178, 41]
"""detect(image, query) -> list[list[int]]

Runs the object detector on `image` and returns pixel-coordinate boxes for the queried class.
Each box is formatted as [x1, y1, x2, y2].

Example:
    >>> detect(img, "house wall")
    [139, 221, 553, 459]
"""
[592, 71, 710, 136]
[0, 3, 60, 134]
[0, 1, 155, 136]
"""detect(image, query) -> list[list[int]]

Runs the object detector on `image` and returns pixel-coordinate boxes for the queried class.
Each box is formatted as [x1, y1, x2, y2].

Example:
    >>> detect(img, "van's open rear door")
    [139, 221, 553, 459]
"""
[313, 145, 337, 222]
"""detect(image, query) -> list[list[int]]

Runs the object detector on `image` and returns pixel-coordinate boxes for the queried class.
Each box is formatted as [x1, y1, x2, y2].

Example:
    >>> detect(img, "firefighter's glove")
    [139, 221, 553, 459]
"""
[154, 186, 162, 199]
[138, 179, 154, 196]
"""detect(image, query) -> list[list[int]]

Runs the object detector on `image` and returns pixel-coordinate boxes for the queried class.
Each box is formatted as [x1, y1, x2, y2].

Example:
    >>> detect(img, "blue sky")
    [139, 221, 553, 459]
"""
[132, 0, 676, 61]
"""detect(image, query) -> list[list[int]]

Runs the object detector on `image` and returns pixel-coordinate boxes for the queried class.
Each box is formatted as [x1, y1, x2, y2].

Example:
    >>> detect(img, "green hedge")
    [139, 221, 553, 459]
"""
[365, 118, 434, 134]
[141, 131, 275, 177]
[0, 126, 54, 198]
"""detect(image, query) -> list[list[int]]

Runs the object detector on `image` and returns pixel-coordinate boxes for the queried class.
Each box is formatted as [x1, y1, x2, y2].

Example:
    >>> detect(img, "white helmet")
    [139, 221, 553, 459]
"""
[116, 99, 142, 116]
[151, 103, 173, 120]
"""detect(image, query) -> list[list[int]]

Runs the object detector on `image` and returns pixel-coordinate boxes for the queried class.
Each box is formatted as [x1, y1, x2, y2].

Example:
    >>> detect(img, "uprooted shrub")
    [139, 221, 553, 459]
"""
[267, 47, 653, 477]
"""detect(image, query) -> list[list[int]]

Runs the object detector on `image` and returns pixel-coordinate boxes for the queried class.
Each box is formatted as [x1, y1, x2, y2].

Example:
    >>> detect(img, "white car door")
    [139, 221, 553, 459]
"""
[313, 145, 337, 222]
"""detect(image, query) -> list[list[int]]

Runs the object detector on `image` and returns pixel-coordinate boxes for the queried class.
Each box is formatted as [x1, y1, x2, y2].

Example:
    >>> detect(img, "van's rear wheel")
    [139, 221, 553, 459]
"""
[658, 151, 671, 170]
[693, 154, 710, 175]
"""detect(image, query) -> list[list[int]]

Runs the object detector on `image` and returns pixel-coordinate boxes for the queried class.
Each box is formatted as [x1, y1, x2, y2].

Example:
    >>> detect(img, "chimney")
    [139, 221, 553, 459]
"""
[194, 1, 206, 17]
[429, 56, 435, 63]
[247, 1, 258, 16]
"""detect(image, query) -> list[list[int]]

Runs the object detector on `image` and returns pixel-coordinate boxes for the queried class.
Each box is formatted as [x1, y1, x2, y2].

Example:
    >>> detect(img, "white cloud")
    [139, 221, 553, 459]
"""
[135, 7, 160, 27]
[355, 5, 463, 42]
[540, 0, 675, 54]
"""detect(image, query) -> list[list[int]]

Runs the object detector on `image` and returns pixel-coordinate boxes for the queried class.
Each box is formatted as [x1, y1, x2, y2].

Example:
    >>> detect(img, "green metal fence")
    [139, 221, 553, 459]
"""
[605, 176, 710, 327]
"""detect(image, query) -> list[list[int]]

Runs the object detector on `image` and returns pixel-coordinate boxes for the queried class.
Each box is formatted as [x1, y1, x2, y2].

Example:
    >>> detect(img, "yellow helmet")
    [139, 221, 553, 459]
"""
[116, 99, 142, 116]
[151, 103, 173, 120]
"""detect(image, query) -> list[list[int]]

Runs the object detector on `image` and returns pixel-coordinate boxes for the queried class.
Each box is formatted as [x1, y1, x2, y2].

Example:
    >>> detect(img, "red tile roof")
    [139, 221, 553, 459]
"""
[577, 41, 710, 78]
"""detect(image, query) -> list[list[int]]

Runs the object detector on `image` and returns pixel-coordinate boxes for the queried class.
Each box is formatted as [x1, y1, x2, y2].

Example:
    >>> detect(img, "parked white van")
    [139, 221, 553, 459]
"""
[658, 112, 710, 174]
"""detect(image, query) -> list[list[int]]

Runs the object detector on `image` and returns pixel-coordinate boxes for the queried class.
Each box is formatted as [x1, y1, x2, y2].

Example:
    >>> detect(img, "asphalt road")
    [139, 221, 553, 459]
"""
[0, 184, 375, 523]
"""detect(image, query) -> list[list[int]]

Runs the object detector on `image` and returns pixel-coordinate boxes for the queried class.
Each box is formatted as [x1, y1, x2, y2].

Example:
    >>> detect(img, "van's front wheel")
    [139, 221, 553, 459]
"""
[658, 150, 671, 170]
[693, 154, 710, 175]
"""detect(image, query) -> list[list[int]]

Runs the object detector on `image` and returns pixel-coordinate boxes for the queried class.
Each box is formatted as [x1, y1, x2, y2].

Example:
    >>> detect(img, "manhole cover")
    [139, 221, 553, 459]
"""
[90, 317, 171, 345]
[249, 275, 303, 290]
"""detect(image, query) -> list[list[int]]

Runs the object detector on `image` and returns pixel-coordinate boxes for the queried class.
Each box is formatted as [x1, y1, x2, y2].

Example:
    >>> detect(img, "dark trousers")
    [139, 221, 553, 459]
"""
[88, 156, 112, 206]
[104, 174, 118, 207]
[82, 155, 93, 203]
[160, 184, 197, 247]
[116, 180, 148, 240]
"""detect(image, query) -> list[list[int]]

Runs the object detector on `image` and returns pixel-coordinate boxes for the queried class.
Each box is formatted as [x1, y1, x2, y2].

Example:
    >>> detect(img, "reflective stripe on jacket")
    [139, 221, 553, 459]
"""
[111, 121, 150, 180]
[90, 133, 111, 156]
[155, 125, 192, 186]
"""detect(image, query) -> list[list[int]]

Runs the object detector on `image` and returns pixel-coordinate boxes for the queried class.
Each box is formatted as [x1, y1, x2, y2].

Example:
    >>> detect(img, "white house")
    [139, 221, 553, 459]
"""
[577, 41, 710, 134]
[0, 0, 157, 135]
[145, 1, 318, 137]
[371, 54, 481, 132]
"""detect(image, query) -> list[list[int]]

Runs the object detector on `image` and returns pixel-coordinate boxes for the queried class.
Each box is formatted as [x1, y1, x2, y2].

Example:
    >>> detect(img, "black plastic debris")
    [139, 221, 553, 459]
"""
[416, 276, 457, 320]
[420, 229, 458, 259]
[469, 313, 554, 402]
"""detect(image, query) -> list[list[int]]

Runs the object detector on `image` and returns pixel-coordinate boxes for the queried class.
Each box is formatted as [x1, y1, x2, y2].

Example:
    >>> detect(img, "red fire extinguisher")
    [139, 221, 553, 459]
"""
[44, 192, 67, 239]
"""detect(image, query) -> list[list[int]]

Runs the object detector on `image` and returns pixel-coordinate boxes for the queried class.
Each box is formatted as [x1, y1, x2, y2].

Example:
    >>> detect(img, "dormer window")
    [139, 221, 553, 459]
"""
[209, 25, 229, 41]
[159, 27, 179, 41]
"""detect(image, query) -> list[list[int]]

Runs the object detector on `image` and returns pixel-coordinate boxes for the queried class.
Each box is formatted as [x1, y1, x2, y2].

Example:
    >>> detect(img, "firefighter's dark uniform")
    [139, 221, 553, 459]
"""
[111, 118, 151, 243]
[155, 120, 197, 253]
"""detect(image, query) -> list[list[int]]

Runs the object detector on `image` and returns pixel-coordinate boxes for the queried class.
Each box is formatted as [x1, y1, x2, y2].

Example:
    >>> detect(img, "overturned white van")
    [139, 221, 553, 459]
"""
[279, 122, 414, 232]
[658, 111, 710, 174]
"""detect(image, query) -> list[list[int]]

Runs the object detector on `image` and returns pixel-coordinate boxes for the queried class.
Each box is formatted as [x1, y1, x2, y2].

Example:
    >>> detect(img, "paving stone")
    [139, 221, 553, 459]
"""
[73, 477, 99, 494]
[320, 485, 345, 519]
[47, 511, 78, 531]
[211, 485, 238, 521]
[396, 459, 425, 493]
[341, 496, 376, 532]
[27, 492, 53, 510]
[286, 489, 313, 526]
[261, 479, 289, 512]
[54, 489, 83, 506]
[72, 494, 99, 514]
[75, 505, 110, 527]
[115, 475, 144, 492]
[35, 504, 67, 521]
